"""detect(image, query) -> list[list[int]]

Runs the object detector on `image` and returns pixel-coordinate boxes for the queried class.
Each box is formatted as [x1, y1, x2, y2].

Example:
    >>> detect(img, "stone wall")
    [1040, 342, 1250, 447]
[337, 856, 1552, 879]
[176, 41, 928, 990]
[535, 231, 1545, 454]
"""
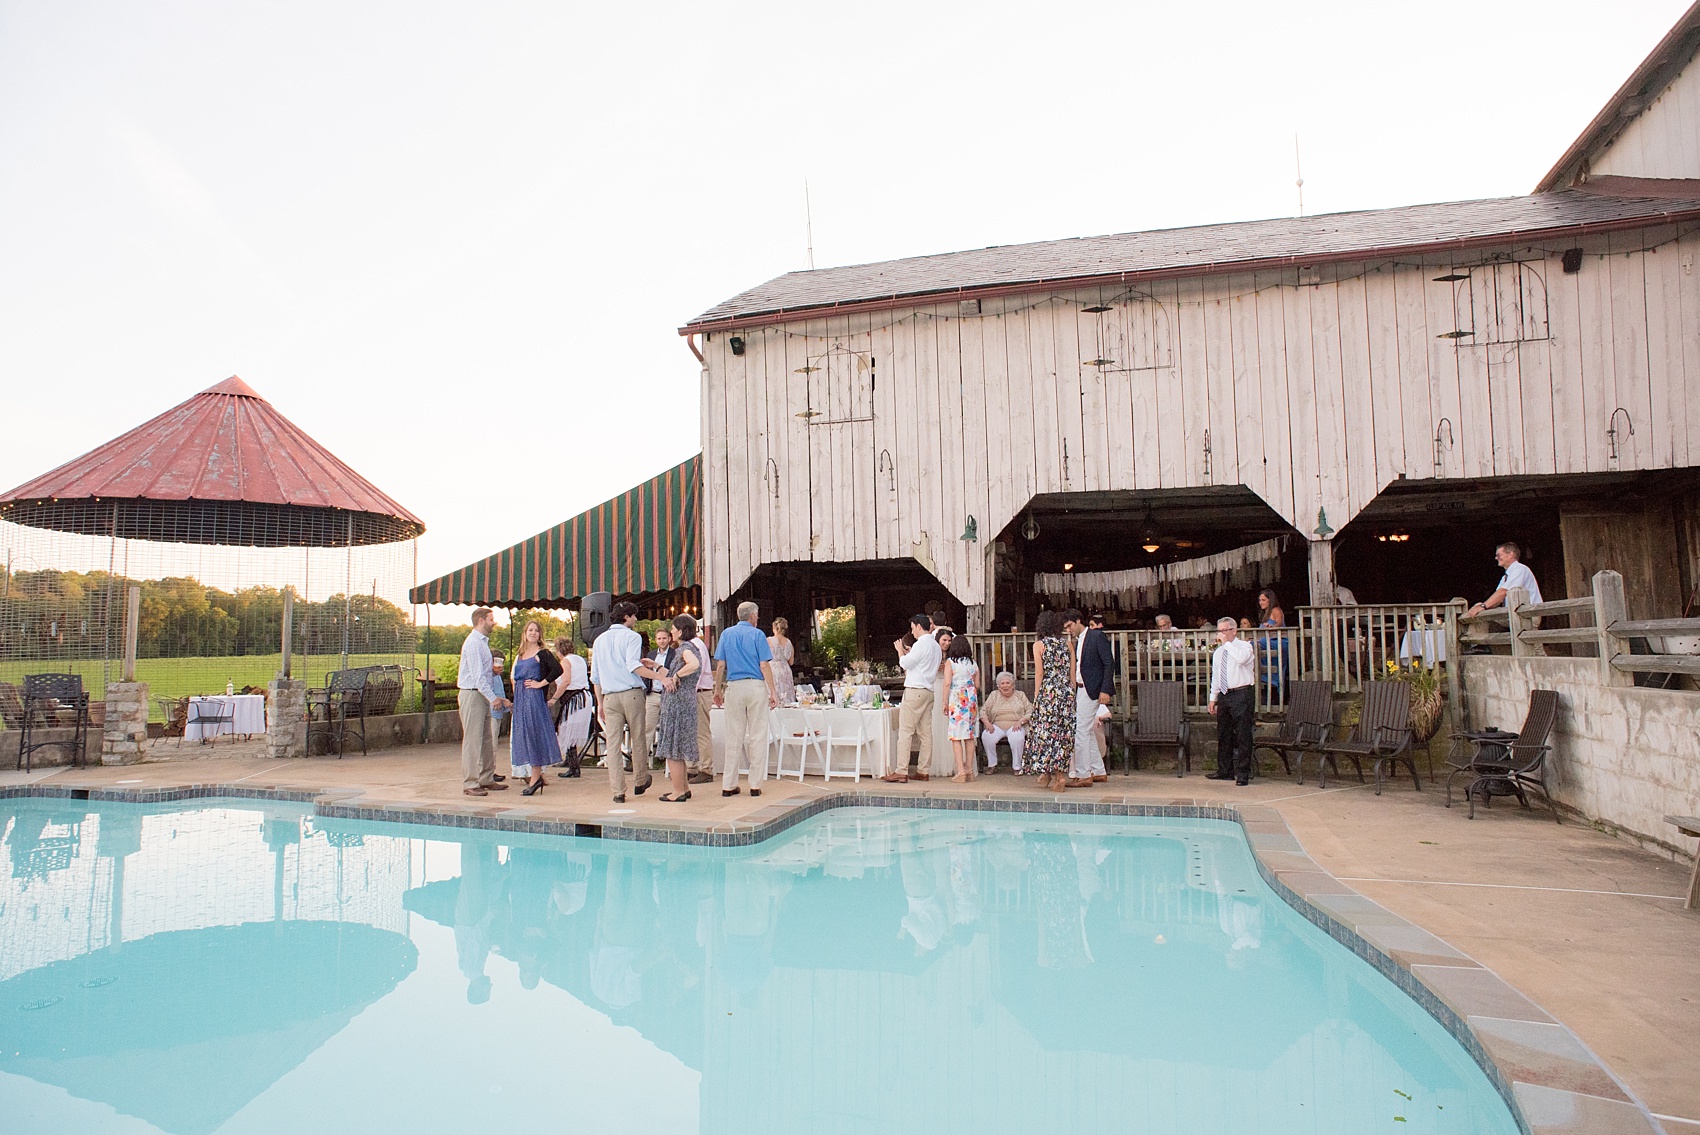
[101, 681, 149, 765]
[267, 679, 307, 759]
[302, 708, 462, 756]
[1460, 655, 1700, 860]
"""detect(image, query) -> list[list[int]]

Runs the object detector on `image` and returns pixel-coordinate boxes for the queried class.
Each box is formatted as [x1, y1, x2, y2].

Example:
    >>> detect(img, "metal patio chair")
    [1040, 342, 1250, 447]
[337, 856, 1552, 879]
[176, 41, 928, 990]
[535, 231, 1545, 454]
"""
[185, 697, 236, 744]
[17, 673, 91, 771]
[1125, 681, 1190, 776]
[307, 668, 370, 757]
[1311, 680, 1418, 795]
[1445, 689, 1560, 821]
[1254, 679, 1333, 779]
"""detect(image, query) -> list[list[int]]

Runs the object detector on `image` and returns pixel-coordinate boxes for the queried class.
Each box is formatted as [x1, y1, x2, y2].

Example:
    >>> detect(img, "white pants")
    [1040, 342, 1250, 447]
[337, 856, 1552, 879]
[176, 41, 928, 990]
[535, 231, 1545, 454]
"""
[1071, 689, 1106, 779]
[981, 726, 1025, 770]
[721, 680, 770, 791]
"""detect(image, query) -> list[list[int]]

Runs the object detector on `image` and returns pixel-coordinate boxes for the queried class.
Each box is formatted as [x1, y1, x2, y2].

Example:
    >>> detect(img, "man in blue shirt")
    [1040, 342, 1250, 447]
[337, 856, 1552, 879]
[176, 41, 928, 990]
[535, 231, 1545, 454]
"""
[712, 600, 778, 797]
[457, 608, 511, 796]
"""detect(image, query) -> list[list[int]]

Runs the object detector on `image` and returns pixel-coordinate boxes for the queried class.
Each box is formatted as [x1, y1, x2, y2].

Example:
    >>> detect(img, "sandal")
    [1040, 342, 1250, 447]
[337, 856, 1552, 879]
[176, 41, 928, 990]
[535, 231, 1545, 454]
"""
[658, 791, 692, 803]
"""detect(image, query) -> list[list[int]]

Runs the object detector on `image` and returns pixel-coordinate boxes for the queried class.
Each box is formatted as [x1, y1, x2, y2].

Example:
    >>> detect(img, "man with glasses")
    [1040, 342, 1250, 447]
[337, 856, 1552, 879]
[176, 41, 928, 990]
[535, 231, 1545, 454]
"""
[1207, 617, 1257, 786]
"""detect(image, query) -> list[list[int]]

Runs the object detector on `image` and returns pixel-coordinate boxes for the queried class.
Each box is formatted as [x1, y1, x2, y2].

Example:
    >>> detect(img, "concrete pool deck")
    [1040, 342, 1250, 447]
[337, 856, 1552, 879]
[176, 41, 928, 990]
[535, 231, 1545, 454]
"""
[4, 743, 1695, 1133]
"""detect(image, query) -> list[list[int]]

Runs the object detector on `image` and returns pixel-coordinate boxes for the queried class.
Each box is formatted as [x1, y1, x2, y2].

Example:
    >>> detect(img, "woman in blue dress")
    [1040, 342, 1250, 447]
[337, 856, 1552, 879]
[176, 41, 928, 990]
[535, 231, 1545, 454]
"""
[510, 620, 564, 795]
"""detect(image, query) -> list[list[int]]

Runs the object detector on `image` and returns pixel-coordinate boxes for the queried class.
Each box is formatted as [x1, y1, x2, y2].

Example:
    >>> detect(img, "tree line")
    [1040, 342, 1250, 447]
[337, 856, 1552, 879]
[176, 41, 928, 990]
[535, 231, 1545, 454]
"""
[0, 567, 414, 659]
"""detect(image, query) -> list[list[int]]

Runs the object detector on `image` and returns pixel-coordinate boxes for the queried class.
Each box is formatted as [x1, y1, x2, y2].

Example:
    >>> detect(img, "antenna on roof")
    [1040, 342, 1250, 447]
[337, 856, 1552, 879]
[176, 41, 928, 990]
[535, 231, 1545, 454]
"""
[1294, 134, 1305, 218]
[804, 179, 815, 270]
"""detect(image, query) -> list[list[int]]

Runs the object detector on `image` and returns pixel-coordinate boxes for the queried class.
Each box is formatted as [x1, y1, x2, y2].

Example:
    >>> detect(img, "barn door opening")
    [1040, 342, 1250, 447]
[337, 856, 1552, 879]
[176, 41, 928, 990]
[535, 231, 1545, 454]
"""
[803, 345, 875, 561]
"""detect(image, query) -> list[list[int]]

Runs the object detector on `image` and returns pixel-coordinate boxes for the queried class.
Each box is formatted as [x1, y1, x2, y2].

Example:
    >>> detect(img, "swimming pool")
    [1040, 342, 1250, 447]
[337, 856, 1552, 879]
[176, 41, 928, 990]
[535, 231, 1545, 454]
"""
[0, 797, 1520, 1135]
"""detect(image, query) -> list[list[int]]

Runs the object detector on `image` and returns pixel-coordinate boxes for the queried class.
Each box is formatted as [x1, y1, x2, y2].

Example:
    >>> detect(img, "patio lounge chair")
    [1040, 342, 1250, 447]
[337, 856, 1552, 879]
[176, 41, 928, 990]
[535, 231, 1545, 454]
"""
[1125, 681, 1190, 776]
[1445, 689, 1560, 821]
[1254, 679, 1333, 778]
[1311, 680, 1418, 795]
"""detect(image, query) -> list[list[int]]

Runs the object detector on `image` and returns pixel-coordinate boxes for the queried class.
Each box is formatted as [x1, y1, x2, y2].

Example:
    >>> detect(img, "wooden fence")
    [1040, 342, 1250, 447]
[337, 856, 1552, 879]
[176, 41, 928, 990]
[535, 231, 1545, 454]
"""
[1459, 569, 1700, 688]
[967, 600, 1465, 717]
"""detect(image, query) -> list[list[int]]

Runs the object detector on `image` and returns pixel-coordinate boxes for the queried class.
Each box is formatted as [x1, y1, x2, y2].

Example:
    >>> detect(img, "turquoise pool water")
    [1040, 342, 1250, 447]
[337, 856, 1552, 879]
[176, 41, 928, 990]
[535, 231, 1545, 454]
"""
[0, 798, 1520, 1135]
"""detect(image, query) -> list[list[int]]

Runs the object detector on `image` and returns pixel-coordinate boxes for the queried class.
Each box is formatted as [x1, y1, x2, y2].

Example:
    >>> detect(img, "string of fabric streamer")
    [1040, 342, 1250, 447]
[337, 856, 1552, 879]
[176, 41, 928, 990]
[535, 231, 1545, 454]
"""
[1033, 536, 1289, 612]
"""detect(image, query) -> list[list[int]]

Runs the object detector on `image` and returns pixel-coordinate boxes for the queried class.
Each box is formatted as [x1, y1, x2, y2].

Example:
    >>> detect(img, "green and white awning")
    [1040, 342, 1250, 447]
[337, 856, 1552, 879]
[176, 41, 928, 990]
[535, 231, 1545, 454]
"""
[409, 456, 699, 609]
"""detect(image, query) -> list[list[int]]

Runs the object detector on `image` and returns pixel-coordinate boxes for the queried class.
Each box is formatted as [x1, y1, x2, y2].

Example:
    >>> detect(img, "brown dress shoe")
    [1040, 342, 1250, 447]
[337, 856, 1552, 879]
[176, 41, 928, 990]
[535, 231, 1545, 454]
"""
[484, 781, 509, 790]
[909, 771, 930, 781]
[880, 773, 908, 783]
[1064, 777, 1094, 788]
[463, 787, 488, 796]
[1092, 775, 1109, 783]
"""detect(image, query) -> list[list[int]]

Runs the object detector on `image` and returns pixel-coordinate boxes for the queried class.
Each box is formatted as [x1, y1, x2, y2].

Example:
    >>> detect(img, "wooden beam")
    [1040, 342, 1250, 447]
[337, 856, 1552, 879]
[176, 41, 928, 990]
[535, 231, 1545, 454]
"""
[1593, 570, 1633, 686]
[1505, 588, 1532, 657]
[1610, 617, 1700, 635]
[1611, 654, 1700, 675]
[122, 585, 140, 683]
[1308, 539, 1336, 606]
[1519, 597, 1596, 618]
[1517, 628, 1600, 644]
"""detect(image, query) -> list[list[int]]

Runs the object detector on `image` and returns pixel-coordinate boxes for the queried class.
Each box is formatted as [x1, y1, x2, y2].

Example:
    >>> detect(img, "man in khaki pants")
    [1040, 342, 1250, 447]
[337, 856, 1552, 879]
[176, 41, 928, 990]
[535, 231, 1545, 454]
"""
[886, 614, 941, 782]
[457, 608, 511, 796]
[591, 601, 655, 803]
[712, 601, 778, 797]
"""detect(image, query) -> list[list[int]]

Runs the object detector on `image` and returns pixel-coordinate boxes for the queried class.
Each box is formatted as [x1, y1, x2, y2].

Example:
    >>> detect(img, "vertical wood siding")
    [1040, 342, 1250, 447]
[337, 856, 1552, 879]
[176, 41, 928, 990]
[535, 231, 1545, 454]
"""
[702, 235, 1700, 609]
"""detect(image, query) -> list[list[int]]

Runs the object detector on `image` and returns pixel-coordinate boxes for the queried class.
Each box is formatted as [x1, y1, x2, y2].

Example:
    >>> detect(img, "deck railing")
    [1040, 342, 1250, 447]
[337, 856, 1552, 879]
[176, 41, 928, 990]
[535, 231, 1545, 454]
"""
[967, 604, 1463, 717]
[1459, 569, 1700, 687]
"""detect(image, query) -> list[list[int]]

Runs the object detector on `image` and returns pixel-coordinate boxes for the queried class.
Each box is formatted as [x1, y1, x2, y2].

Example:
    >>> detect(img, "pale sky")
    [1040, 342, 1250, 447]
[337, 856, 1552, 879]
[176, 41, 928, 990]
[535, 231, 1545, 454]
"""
[1, 0, 1690, 612]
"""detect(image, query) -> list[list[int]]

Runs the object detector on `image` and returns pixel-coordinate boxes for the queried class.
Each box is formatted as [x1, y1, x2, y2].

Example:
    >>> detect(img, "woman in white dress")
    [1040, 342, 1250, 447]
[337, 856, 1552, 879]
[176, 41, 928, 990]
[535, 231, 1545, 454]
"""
[549, 635, 591, 777]
[768, 618, 797, 705]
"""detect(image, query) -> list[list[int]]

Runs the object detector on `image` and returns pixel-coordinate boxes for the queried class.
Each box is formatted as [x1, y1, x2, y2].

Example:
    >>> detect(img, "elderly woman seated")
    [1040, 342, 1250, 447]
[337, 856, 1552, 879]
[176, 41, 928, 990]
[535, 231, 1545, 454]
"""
[978, 671, 1033, 774]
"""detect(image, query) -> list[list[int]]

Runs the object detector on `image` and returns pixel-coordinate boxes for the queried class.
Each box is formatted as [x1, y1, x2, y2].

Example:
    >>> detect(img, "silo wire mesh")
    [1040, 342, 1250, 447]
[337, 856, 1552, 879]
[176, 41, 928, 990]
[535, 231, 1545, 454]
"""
[0, 507, 418, 724]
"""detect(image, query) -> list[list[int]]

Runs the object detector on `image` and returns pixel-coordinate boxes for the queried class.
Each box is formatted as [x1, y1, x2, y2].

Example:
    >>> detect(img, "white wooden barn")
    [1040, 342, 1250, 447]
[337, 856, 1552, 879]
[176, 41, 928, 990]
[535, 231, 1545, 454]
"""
[679, 3, 1700, 653]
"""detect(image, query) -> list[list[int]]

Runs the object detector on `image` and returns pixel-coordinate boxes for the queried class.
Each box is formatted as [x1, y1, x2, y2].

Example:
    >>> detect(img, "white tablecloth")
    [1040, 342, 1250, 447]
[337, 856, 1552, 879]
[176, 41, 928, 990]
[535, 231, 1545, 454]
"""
[711, 706, 900, 777]
[1399, 628, 1447, 664]
[185, 694, 267, 741]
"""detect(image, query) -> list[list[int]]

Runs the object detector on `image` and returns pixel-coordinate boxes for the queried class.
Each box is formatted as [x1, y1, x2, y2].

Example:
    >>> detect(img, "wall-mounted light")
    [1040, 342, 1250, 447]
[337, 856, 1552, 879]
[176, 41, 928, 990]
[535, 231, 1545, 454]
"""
[729, 336, 745, 356]
[1081, 303, 1112, 314]
[1434, 418, 1454, 476]
[1063, 563, 1075, 572]
[961, 515, 978, 542]
[1562, 248, 1584, 274]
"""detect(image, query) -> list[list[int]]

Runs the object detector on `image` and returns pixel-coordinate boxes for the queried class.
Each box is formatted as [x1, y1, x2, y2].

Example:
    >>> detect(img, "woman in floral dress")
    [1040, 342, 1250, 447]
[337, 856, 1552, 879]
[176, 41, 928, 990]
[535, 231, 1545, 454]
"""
[1025, 609, 1076, 792]
[945, 635, 979, 783]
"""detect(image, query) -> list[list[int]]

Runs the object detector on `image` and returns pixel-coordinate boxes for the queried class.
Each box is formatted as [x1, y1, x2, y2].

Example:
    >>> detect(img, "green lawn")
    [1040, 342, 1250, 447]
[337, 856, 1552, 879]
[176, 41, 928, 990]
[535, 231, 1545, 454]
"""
[0, 653, 421, 721]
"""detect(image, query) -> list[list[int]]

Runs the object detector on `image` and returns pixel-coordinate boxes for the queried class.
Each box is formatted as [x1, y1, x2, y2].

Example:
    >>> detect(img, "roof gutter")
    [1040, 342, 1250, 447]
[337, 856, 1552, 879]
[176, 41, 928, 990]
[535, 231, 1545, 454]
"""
[677, 206, 1700, 336]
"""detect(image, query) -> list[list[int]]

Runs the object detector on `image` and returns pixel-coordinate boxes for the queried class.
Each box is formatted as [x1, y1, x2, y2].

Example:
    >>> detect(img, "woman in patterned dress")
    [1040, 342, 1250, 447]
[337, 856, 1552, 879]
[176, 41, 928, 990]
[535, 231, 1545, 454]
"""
[945, 634, 979, 783]
[767, 617, 797, 705]
[651, 614, 702, 803]
[1025, 609, 1076, 792]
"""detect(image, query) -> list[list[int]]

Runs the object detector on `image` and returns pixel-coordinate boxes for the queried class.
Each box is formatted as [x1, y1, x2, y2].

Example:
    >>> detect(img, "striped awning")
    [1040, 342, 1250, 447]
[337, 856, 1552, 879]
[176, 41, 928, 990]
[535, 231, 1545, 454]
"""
[410, 456, 699, 608]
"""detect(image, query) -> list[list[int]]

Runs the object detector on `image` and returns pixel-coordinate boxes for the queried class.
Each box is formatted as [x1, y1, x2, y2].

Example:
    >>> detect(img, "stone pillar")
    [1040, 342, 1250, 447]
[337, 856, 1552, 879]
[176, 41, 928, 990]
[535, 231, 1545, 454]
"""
[268, 678, 308, 758]
[101, 681, 150, 766]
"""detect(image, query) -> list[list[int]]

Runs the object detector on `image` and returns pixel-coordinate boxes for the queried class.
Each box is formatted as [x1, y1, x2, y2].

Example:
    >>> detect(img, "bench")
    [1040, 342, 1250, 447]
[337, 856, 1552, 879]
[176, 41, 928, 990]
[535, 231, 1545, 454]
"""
[1666, 816, 1700, 910]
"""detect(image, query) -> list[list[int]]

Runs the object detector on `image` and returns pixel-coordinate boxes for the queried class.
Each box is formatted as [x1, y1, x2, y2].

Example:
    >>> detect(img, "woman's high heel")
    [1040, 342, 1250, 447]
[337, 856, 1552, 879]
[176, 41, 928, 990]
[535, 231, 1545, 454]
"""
[521, 779, 544, 796]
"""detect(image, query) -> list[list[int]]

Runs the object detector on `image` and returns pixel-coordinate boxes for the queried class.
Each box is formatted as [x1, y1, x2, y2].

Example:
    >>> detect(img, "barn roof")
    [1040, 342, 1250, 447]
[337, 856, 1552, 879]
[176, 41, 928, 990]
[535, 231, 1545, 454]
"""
[1536, 0, 1700, 191]
[0, 376, 424, 546]
[680, 188, 1700, 333]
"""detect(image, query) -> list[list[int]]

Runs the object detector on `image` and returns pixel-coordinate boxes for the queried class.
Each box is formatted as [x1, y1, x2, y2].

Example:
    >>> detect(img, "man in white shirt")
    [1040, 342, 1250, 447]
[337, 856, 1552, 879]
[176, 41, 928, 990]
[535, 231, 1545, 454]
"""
[887, 615, 941, 782]
[1467, 542, 1542, 618]
[591, 601, 654, 803]
[457, 608, 511, 796]
[1207, 617, 1257, 786]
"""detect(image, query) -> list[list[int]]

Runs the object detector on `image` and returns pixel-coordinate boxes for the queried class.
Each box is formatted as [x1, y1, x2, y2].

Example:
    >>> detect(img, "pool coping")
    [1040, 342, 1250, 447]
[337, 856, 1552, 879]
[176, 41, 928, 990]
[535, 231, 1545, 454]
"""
[1, 780, 1664, 1135]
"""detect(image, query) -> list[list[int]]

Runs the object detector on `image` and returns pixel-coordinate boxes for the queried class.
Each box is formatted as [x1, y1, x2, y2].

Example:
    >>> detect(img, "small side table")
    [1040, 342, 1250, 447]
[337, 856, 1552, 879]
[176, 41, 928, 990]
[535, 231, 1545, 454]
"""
[1665, 816, 1700, 910]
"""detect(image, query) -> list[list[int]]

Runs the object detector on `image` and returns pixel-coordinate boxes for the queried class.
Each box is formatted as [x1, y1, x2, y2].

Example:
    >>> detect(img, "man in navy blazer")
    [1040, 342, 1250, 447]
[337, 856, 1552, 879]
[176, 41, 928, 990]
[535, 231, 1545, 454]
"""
[1064, 610, 1113, 784]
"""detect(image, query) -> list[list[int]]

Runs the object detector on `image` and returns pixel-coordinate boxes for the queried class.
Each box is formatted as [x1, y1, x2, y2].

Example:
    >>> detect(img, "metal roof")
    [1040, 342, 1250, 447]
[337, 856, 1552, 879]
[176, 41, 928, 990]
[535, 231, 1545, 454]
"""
[1536, 0, 1700, 191]
[0, 376, 424, 546]
[681, 189, 1700, 333]
[409, 456, 699, 608]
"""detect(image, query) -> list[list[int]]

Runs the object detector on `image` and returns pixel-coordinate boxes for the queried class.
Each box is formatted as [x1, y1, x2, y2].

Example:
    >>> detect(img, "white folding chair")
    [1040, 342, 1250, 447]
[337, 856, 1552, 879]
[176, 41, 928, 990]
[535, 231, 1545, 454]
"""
[822, 708, 873, 782]
[773, 708, 824, 781]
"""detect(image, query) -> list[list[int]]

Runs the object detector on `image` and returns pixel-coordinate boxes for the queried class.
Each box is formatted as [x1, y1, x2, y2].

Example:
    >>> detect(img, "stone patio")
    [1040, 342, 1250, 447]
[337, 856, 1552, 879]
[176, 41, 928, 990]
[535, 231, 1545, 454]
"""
[3, 741, 1696, 1131]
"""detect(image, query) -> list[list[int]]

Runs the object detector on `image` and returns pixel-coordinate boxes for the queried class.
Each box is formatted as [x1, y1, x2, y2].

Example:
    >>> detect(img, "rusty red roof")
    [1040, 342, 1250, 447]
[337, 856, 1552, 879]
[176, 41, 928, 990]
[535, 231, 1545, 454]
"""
[0, 376, 424, 546]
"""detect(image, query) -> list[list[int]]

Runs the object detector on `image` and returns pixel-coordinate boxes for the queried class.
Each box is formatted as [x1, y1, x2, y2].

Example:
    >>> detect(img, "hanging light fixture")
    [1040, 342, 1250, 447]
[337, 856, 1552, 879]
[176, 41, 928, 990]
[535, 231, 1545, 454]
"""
[1139, 502, 1160, 554]
[1021, 513, 1040, 541]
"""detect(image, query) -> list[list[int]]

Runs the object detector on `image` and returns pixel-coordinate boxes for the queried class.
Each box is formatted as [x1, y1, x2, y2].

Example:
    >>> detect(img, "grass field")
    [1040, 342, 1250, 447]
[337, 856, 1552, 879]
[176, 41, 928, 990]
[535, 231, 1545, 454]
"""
[0, 653, 421, 721]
